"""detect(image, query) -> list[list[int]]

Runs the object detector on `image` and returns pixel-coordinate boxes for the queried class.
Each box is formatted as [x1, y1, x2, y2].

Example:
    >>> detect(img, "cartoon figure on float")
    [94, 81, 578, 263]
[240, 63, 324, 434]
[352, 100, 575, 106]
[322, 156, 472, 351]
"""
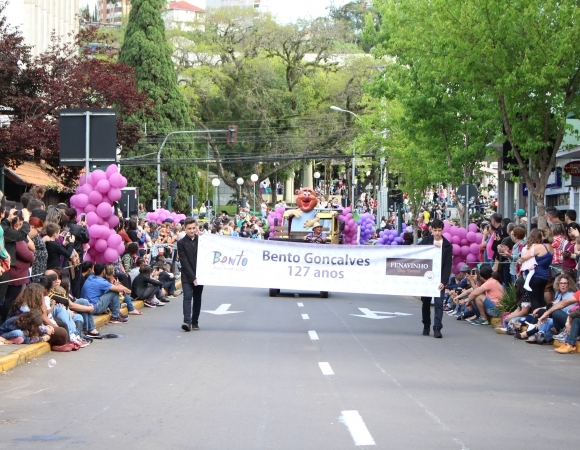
[284, 187, 330, 231]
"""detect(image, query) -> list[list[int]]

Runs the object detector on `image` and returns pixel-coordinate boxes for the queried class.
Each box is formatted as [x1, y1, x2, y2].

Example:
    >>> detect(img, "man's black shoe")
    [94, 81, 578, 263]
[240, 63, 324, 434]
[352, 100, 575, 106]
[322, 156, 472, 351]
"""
[422, 326, 430, 336]
[433, 328, 442, 338]
[191, 323, 200, 330]
[182, 322, 191, 332]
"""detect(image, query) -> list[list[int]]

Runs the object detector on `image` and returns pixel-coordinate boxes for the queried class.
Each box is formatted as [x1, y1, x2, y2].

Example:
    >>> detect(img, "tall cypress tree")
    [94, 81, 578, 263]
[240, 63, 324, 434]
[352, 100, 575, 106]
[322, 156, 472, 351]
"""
[119, 0, 199, 211]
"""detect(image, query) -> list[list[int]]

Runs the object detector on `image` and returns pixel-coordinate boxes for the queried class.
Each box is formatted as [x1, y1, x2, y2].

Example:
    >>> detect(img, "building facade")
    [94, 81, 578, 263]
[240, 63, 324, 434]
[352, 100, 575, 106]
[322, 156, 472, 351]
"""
[3, 0, 79, 56]
[205, 0, 268, 12]
[97, 0, 131, 24]
[164, 1, 205, 30]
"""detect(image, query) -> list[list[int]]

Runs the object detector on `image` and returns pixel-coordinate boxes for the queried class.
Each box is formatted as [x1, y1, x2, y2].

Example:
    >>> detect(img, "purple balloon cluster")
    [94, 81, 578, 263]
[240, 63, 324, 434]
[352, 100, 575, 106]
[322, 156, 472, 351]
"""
[357, 213, 376, 245]
[337, 207, 358, 245]
[69, 165, 128, 263]
[266, 207, 286, 238]
[443, 223, 482, 274]
[145, 209, 186, 225]
[377, 223, 407, 246]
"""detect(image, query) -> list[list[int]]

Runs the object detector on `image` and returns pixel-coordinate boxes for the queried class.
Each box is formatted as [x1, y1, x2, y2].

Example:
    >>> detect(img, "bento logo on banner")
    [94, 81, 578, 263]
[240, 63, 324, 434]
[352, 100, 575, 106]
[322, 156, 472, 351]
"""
[206, 250, 248, 270]
[385, 258, 432, 277]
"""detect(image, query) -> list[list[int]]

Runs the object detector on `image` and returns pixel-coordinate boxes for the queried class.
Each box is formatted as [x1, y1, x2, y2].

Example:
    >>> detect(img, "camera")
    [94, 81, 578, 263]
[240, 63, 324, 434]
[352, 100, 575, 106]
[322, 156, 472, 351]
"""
[471, 269, 477, 275]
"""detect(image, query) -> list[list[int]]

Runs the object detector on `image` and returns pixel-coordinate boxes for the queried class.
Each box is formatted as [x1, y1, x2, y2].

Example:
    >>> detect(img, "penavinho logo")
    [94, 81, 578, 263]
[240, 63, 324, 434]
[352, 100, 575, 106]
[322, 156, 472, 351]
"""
[209, 250, 248, 266]
[385, 258, 432, 277]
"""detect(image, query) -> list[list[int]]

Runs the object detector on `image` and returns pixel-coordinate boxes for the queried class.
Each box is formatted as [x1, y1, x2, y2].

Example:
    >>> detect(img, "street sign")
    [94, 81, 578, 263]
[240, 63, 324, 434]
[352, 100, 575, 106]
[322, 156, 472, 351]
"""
[564, 161, 580, 176]
[456, 184, 478, 206]
[59, 108, 117, 169]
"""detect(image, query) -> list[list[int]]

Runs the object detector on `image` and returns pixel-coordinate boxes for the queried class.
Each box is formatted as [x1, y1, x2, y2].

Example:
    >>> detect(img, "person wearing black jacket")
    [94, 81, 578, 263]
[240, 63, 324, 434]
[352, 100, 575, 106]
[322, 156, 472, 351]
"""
[64, 208, 90, 262]
[44, 223, 75, 270]
[177, 218, 203, 331]
[419, 219, 453, 338]
[131, 266, 166, 308]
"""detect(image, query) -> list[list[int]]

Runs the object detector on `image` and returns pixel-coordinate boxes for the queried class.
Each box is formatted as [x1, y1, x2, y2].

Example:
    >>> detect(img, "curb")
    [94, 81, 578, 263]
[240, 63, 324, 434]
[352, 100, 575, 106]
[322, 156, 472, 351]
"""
[0, 342, 51, 373]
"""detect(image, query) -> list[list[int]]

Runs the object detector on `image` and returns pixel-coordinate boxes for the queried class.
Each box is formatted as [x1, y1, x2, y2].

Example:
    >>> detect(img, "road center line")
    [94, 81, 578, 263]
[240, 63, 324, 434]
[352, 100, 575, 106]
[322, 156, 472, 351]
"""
[339, 410, 376, 446]
[302, 314, 309, 320]
[308, 330, 319, 340]
[297, 302, 304, 307]
[318, 362, 334, 375]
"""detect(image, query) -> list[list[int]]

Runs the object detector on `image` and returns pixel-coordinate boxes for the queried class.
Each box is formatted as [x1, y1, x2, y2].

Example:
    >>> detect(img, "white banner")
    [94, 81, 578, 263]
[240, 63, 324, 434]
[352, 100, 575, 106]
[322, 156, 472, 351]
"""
[196, 235, 442, 297]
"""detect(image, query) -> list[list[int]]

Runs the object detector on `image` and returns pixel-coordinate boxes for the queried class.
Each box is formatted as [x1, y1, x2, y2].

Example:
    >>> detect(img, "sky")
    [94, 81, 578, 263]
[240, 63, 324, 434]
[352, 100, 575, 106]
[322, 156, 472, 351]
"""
[81, 0, 349, 24]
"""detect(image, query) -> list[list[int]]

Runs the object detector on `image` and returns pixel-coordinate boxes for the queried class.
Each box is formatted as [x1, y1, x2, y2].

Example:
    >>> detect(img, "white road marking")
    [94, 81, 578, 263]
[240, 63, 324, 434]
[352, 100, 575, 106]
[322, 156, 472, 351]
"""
[339, 410, 376, 446]
[201, 304, 243, 315]
[308, 330, 319, 340]
[318, 362, 334, 375]
[297, 302, 304, 307]
[302, 314, 309, 320]
[350, 308, 413, 319]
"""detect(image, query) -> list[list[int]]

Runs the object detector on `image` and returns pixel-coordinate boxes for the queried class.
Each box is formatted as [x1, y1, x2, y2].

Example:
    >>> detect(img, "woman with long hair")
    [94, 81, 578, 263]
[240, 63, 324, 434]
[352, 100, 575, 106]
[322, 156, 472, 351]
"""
[502, 229, 553, 334]
[0, 213, 36, 324]
[8, 283, 68, 348]
[529, 273, 579, 344]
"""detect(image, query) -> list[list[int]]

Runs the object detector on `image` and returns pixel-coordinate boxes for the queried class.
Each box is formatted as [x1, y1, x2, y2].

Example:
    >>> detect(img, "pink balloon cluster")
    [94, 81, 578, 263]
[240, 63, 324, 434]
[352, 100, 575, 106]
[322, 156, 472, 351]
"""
[145, 209, 186, 225]
[377, 224, 406, 245]
[337, 207, 358, 245]
[357, 213, 375, 245]
[266, 207, 286, 238]
[443, 222, 482, 274]
[69, 165, 128, 263]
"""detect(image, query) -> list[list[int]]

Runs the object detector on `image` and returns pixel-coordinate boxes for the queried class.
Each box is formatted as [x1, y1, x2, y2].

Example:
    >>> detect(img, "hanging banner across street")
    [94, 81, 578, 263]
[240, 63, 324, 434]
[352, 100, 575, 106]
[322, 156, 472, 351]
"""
[197, 235, 442, 297]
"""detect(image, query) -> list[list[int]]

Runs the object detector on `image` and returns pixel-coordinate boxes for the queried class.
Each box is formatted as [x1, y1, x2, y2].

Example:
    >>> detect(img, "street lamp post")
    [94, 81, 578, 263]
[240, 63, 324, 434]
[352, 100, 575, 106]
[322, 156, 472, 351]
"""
[212, 178, 221, 217]
[236, 177, 244, 210]
[330, 106, 361, 208]
[251, 174, 259, 213]
[313, 171, 320, 192]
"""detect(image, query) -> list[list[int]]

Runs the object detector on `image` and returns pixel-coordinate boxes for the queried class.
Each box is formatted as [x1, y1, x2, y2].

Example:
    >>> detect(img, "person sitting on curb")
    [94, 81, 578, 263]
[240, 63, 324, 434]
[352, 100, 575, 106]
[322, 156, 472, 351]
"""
[555, 303, 580, 354]
[58, 276, 101, 339]
[158, 262, 180, 297]
[463, 265, 504, 326]
[103, 263, 142, 316]
[131, 265, 167, 308]
[80, 263, 131, 324]
[129, 257, 145, 285]
[0, 310, 47, 344]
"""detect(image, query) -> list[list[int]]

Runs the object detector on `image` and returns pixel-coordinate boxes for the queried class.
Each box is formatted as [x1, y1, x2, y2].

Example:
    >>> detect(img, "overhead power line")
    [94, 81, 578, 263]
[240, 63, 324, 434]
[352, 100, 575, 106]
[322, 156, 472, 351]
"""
[118, 153, 377, 166]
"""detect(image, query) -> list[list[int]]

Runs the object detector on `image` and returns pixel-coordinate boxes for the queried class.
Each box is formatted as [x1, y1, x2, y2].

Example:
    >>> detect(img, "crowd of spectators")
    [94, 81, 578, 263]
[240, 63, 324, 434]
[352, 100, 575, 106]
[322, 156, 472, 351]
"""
[441, 206, 580, 354]
[0, 189, 182, 351]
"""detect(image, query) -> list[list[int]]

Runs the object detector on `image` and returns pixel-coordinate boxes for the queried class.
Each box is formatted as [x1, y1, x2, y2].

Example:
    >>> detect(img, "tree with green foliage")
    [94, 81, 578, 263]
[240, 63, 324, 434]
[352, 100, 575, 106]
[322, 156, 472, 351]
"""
[370, 0, 580, 226]
[362, 56, 499, 226]
[119, 0, 199, 211]
[170, 8, 374, 207]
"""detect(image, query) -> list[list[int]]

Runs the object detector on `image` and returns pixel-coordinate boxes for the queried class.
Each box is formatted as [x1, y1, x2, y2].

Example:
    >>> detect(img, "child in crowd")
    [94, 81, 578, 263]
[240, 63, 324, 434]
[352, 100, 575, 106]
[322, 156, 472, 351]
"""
[0, 310, 48, 344]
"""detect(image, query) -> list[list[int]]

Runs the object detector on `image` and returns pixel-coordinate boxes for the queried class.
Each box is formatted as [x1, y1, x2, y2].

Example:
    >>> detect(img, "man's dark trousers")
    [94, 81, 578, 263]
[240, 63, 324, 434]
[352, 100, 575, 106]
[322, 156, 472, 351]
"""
[421, 290, 445, 329]
[183, 282, 204, 325]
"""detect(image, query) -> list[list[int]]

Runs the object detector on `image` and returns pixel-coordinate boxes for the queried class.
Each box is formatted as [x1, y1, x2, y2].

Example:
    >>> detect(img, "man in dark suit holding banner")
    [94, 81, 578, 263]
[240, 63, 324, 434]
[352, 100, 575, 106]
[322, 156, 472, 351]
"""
[419, 219, 453, 338]
[178, 218, 203, 332]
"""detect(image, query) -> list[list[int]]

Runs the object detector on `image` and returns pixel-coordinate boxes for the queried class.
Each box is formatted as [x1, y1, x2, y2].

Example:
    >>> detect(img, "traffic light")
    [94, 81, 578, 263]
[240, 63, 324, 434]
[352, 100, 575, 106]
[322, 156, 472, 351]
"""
[493, 199, 498, 211]
[169, 180, 180, 197]
[227, 125, 238, 145]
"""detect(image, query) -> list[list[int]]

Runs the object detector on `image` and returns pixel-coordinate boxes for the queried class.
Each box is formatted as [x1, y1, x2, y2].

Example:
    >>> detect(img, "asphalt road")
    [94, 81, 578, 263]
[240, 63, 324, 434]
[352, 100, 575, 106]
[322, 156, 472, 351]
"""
[0, 287, 578, 449]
